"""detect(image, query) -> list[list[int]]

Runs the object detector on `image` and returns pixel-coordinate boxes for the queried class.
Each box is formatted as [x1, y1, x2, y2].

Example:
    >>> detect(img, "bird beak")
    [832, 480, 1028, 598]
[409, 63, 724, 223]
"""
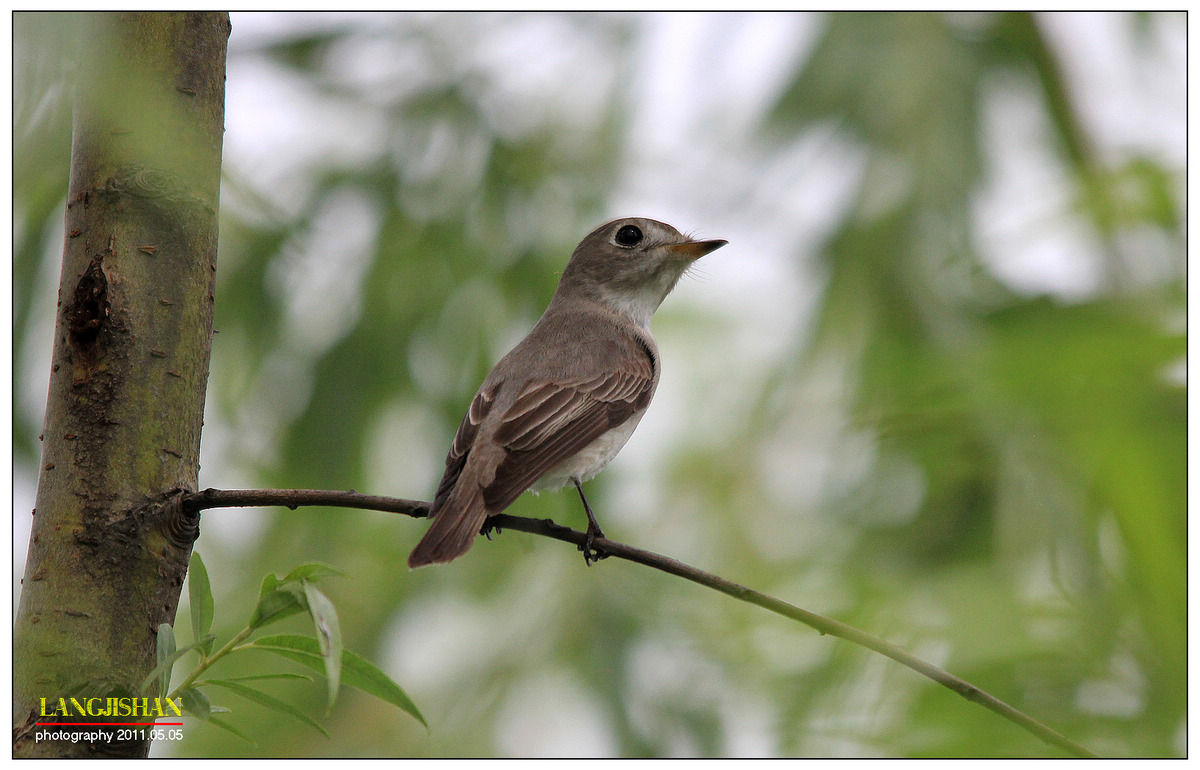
[667, 238, 728, 259]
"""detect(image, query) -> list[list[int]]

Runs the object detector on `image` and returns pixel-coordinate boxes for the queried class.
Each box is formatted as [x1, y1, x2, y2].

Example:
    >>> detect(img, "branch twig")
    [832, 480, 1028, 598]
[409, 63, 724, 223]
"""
[185, 488, 429, 518]
[184, 487, 1097, 758]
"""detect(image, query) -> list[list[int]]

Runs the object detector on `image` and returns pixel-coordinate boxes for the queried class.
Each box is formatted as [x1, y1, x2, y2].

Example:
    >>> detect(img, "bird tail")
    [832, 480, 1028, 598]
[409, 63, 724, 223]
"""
[407, 486, 490, 568]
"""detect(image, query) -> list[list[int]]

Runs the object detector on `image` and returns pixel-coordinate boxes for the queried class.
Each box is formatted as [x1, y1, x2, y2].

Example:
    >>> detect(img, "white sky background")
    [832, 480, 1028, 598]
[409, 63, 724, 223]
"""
[10, 14, 1187, 753]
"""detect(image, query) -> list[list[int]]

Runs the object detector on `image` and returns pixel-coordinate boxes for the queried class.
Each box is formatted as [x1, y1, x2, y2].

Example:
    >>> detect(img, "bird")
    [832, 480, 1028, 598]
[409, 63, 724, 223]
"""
[408, 217, 726, 568]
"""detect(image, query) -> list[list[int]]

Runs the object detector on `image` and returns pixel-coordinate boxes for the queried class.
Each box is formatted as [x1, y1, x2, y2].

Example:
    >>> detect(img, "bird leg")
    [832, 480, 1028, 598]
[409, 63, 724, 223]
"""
[479, 517, 501, 540]
[573, 478, 609, 566]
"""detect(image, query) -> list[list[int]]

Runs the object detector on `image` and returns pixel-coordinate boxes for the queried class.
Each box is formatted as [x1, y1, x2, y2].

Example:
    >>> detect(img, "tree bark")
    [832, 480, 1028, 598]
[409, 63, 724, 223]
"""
[13, 12, 229, 758]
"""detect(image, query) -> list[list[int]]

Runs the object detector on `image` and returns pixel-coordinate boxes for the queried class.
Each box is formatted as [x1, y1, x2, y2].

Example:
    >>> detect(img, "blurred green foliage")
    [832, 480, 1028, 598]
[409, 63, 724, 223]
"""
[13, 12, 1184, 758]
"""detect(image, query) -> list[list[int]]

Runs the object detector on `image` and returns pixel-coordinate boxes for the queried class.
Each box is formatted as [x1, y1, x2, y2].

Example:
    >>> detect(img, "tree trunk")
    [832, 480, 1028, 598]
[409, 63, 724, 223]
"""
[13, 12, 229, 758]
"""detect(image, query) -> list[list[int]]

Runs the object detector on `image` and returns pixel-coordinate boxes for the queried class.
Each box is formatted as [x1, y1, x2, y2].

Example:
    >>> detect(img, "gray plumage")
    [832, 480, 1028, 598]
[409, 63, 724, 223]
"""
[408, 217, 726, 568]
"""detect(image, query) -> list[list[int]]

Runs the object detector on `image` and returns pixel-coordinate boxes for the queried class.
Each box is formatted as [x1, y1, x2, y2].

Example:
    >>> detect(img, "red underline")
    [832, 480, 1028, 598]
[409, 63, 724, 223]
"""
[37, 722, 184, 726]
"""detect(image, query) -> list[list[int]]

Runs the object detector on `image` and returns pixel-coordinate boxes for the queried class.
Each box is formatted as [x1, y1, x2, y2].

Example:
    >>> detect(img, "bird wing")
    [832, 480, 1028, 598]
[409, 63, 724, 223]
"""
[482, 366, 654, 512]
[431, 385, 495, 512]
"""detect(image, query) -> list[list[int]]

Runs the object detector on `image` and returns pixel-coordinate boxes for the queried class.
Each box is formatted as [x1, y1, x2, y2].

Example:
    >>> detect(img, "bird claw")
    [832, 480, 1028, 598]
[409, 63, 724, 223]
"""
[580, 524, 609, 566]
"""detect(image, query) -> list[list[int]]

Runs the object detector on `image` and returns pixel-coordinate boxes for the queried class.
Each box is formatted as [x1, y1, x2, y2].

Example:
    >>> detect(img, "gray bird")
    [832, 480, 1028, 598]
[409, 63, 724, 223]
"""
[408, 217, 726, 568]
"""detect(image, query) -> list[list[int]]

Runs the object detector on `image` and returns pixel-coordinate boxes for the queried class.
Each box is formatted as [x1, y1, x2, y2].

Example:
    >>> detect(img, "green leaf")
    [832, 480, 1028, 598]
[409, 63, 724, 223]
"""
[188, 553, 215, 658]
[205, 679, 330, 737]
[140, 637, 216, 695]
[252, 634, 426, 727]
[258, 572, 280, 600]
[187, 551, 216, 652]
[154, 623, 176, 699]
[302, 580, 343, 713]
[249, 585, 307, 630]
[179, 686, 211, 720]
[208, 715, 256, 746]
[283, 562, 349, 584]
[217, 673, 314, 683]
[248, 564, 346, 630]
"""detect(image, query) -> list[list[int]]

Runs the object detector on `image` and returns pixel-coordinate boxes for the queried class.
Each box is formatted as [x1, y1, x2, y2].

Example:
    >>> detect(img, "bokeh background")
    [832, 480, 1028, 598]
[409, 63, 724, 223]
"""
[13, 11, 1186, 758]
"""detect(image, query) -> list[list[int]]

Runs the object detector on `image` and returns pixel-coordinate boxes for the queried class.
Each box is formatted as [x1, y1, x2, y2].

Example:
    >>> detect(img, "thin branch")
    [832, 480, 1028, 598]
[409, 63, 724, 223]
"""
[185, 488, 429, 518]
[185, 487, 1097, 758]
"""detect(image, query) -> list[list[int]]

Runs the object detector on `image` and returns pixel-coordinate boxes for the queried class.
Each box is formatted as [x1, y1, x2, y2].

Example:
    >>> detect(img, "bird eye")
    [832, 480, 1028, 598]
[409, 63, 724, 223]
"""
[614, 225, 643, 247]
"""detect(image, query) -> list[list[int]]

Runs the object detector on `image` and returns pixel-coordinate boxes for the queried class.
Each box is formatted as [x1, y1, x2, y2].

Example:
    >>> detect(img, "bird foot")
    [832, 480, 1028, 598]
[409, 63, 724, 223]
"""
[580, 523, 610, 566]
[572, 478, 609, 566]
